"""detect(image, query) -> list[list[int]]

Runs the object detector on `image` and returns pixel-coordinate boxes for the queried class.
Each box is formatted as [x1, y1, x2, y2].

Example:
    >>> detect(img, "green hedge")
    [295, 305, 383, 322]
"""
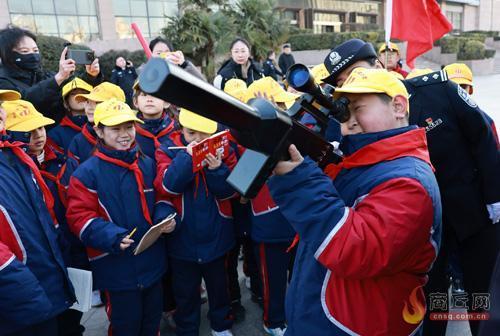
[288, 31, 384, 51]
[458, 40, 486, 60]
[485, 49, 497, 58]
[97, 49, 147, 81]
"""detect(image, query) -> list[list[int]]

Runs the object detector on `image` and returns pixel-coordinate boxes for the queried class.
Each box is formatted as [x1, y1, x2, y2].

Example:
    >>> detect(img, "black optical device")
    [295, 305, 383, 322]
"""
[286, 64, 350, 130]
[67, 49, 95, 65]
[139, 58, 341, 198]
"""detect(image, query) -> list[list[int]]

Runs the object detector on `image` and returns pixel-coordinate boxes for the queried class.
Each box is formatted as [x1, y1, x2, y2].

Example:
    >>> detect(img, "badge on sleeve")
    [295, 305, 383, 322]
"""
[457, 85, 478, 108]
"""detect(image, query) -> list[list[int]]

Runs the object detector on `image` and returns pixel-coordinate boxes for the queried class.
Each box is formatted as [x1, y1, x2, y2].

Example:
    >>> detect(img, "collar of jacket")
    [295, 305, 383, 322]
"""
[61, 115, 87, 130]
[326, 126, 433, 179]
[82, 123, 97, 145]
[0, 64, 43, 85]
[96, 142, 139, 164]
[137, 112, 171, 133]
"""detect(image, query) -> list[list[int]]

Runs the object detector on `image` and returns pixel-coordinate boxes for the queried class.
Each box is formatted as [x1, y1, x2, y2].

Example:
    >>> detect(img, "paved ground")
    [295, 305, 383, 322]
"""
[82, 55, 499, 336]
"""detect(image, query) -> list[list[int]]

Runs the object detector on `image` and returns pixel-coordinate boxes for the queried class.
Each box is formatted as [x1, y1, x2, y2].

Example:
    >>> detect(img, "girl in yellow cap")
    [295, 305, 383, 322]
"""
[47, 77, 93, 153]
[154, 109, 236, 336]
[66, 99, 174, 336]
[4, 99, 89, 334]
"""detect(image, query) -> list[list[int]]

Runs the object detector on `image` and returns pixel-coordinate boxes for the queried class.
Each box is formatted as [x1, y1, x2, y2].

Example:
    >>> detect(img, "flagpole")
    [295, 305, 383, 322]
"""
[384, 0, 393, 70]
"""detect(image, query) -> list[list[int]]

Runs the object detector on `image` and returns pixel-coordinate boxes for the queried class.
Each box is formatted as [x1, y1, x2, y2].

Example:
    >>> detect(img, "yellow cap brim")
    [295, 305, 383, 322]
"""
[97, 114, 144, 127]
[333, 86, 386, 99]
[273, 91, 300, 104]
[8, 116, 55, 132]
[75, 92, 108, 103]
[179, 112, 217, 134]
[0, 90, 21, 101]
[450, 77, 473, 86]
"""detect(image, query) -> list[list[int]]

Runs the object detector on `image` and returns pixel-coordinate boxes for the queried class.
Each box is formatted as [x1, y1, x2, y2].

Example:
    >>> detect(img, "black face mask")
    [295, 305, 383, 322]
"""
[12, 52, 41, 71]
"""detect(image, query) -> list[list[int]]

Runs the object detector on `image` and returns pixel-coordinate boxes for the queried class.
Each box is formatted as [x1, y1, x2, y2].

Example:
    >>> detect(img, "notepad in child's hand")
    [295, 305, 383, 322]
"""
[67, 267, 93, 312]
[191, 130, 230, 172]
[134, 213, 177, 255]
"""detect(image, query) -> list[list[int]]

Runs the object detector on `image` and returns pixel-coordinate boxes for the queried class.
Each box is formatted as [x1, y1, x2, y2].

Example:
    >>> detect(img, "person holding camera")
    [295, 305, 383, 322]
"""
[268, 68, 442, 335]
[0, 26, 102, 123]
[111, 56, 137, 107]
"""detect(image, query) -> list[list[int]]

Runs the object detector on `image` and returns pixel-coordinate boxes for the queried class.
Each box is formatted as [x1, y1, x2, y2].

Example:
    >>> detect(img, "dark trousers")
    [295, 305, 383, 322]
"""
[254, 241, 295, 329]
[162, 266, 176, 312]
[57, 309, 84, 336]
[424, 224, 499, 335]
[104, 280, 163, 336]
[227, 235, 261, 303]
[7, 317, 58, 336]
[171, 256, 233, 335]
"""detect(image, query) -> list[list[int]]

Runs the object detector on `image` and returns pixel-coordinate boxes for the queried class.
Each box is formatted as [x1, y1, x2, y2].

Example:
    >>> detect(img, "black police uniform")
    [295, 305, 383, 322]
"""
[263, 58, 283, 81]
[110, 65, 138, 107]
[403, 70, 500, 336]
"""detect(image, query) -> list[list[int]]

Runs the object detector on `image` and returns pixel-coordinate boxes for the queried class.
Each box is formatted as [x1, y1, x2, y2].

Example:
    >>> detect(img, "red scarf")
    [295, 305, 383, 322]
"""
[60, 116, 83, 132]
[135, 119, 175, 149]
[0, 140, 57, 225]
[94, 149, 152, 225]
[324, 128, 433, 180]
[82, 124, 97, 146]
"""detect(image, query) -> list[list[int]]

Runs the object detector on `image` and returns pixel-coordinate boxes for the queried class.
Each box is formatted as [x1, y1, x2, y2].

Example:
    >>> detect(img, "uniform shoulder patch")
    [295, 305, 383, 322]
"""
[457, 85, 478, 108]
[406, 70, 447, 87]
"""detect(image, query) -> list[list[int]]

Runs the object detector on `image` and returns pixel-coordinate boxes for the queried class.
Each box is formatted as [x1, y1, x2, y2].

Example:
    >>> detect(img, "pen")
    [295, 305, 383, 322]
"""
[167, 146, 187, 150]
[126, 227, 137, 239]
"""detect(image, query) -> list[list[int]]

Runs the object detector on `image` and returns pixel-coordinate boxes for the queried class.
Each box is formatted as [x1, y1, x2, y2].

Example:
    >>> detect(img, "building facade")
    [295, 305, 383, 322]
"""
[275, 0, 382, 33]
[440, 0, 500, 32]
[0, 0, 179, 43]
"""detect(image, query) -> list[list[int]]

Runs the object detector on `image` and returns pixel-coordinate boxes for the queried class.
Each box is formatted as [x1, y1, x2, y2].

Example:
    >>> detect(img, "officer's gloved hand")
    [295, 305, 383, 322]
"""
[486, 202, 500, 224]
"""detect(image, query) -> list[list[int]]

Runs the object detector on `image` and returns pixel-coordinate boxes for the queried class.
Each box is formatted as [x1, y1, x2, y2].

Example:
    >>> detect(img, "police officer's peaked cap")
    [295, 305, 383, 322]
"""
[323, 39, 377, 85]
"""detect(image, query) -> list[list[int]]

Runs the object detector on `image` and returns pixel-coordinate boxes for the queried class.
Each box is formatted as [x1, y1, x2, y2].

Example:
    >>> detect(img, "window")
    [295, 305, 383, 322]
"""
[113, 0, 178, 38]
[8, 0, 100, 42]
[446, 11, 463, 32]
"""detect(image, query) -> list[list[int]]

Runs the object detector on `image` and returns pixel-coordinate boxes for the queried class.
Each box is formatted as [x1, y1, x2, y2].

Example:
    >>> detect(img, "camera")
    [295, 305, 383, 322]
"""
[66, 49, 95, 65]
[286, 64, 350, 124]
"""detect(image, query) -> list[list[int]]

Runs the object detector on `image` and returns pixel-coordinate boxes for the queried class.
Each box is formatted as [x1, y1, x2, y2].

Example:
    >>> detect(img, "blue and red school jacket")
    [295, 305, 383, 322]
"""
[268, 126, 442, 336]
[66, 144, 166, 291]
[249, 184, 295, 244]
[135, 112, 175, 161]
[0, 137, 75, 335]
[48, 115, 87, 154]
[33, 144, 89, 269]
[67, 123, 97, 163]
[154, 130, 237, 263]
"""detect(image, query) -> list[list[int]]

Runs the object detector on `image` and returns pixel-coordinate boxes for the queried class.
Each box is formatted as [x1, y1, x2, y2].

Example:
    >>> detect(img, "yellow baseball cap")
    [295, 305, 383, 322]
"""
[3, 99, 55, 132]
[179, 108, 217, 134]
[379, 42, 400, 54]
[224, 79, 247, 102]
[75, 82, 125, 103]
[390, 71, 405, 80]
[62, 77, 93, 98]
[245, 77, 299, 109]
[93, 98, 143, 127]
[406, 68, 433, 79]
[334, 68, 409, 111]
[310, 63, 330, 84]
[444, 63, 473, 88]
[0, 90, 21, 102]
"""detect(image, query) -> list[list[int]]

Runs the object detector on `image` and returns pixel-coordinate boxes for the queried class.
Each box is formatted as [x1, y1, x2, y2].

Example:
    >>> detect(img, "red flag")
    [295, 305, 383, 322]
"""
[388, 0, 452, 68]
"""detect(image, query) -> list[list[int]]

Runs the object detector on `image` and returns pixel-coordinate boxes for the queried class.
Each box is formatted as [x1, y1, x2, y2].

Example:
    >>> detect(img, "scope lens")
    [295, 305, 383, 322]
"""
[289, 68, 309, 88]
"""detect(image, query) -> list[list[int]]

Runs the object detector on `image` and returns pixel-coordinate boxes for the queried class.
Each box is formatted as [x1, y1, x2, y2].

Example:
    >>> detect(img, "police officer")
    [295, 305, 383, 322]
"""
[321, 39, 500, 336]
[263, 50, 283, 81]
